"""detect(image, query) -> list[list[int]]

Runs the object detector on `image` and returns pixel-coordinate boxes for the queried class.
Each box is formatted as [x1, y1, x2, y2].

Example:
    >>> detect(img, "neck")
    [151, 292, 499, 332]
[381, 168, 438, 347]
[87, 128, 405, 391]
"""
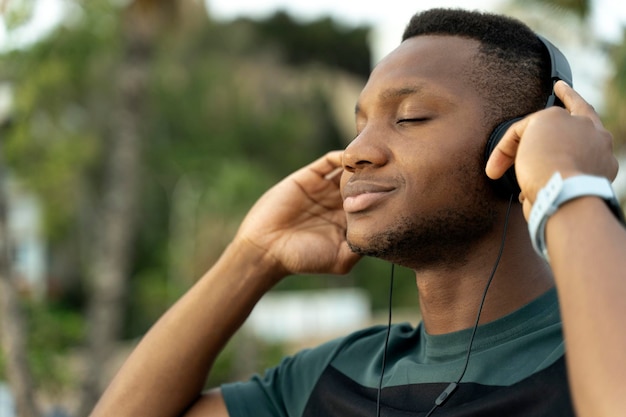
[416, 209, 554, 335]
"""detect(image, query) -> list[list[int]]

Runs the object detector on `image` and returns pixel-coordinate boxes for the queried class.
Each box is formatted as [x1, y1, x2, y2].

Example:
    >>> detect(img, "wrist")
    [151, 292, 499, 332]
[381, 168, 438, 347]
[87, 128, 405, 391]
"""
[224, 237, 289, 285]
[528, 172, 625, 262]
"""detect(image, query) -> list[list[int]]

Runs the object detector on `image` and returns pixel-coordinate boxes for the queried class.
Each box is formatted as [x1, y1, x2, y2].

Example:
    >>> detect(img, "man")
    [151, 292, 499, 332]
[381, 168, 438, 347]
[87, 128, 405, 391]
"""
[91, 8, 626, 417]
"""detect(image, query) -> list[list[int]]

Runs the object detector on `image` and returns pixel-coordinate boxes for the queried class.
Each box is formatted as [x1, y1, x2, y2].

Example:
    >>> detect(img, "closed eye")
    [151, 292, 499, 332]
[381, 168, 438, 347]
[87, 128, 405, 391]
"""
[397, 117, 429, 124]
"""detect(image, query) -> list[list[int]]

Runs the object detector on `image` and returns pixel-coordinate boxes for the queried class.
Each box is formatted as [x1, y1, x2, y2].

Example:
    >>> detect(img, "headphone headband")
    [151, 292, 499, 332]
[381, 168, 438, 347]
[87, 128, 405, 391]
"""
[537, 35, 573, 107]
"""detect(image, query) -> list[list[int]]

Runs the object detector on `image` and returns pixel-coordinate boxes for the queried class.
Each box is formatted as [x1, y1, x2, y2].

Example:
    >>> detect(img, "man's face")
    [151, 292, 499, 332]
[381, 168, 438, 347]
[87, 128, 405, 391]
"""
[340, 35, 502, 270]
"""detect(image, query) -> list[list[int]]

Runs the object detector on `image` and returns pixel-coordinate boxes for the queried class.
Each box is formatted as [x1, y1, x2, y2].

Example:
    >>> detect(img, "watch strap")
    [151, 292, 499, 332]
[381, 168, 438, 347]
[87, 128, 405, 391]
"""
[529, 172, 624, 261]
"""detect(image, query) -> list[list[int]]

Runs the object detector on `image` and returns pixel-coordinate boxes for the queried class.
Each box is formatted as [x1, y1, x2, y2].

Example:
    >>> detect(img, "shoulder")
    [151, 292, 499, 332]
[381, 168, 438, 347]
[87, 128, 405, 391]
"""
[220, 323, 418, 417]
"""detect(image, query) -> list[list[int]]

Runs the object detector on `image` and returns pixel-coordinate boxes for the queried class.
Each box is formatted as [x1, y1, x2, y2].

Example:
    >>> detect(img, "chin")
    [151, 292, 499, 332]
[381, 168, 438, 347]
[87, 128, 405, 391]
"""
[346, 205, 498, 270]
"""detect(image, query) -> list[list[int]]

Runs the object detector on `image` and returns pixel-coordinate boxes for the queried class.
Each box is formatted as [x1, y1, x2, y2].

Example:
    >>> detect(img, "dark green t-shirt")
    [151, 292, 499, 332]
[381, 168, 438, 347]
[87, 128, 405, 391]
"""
[222, 288, 574, 416]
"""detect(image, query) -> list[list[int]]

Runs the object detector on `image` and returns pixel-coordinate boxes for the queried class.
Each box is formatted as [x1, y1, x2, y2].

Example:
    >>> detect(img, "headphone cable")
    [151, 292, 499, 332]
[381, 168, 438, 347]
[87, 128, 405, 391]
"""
[424, 194, 514, 417]
[374, 195, 513, 417]
[375, 263, 395, 417]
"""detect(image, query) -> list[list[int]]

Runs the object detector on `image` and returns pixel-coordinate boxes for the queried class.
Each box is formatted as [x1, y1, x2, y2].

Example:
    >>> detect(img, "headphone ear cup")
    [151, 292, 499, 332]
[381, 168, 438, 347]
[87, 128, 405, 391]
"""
[484, 117, 523, 197]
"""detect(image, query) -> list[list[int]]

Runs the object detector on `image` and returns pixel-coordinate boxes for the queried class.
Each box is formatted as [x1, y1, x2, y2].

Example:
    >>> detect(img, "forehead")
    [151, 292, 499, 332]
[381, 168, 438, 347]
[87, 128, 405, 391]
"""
[358, 35, 484, 109]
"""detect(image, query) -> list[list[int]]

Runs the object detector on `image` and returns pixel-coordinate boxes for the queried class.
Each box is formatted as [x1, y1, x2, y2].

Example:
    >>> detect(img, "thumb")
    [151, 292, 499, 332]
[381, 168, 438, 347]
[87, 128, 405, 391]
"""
[485, 117, 528, 179]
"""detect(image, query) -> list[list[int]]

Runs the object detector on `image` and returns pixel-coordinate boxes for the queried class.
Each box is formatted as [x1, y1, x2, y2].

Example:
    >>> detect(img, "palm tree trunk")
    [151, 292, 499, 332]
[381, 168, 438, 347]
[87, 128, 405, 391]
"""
[77, 11, 151, 417]
[77, 2, 179, 414]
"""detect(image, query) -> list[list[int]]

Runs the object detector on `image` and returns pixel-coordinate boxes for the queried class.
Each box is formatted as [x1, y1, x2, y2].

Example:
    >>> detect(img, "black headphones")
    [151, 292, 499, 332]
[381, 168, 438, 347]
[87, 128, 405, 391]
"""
[484, 35, 573, 197]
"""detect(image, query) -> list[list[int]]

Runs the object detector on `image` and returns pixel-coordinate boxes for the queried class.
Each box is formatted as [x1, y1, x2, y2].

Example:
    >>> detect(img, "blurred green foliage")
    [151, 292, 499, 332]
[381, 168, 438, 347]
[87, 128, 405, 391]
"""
[604, 28, 626, 148]
[26, 301, 84, 393]
[2, 0, 36, 31]
[238, 10, 372, 78]
[0, 299, 84, 393]
[0, 0, 420, 395]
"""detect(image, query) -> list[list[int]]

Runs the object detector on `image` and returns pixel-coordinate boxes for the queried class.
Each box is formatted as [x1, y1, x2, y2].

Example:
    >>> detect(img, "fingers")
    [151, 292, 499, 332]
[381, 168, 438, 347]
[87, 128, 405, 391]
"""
[555, 81, 618, 179]
[554, 81, 603, 129]
[486, 82, 605, 182]
[302, 150, 344, 184]
[485, 118, 525, 180]
[486, 82, 618, 218]
[317, 150, 344, 173]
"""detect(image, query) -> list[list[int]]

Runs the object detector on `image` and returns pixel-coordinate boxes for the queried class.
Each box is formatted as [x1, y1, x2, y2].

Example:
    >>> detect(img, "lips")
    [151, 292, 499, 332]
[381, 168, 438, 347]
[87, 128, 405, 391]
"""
[342, 181, 396, 213]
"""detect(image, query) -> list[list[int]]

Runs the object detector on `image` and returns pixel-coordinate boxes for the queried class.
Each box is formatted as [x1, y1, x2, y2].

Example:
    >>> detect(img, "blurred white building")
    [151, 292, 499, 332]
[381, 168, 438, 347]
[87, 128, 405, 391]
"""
[5, 178, 47, 298]
[0, 382, 15, 417]
[246, 288, 371, 343]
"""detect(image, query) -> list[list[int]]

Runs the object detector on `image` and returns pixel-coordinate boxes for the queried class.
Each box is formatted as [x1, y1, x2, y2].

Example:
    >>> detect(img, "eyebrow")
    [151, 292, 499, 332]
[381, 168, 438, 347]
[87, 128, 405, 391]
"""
[354, 84, 426, 115]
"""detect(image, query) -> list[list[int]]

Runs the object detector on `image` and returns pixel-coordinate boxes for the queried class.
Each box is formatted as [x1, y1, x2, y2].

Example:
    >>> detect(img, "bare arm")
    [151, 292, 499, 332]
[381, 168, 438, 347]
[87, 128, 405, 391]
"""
[546, 195, 626, 417]
[486, 81, 626, 417]
[90, 151, 359, 417]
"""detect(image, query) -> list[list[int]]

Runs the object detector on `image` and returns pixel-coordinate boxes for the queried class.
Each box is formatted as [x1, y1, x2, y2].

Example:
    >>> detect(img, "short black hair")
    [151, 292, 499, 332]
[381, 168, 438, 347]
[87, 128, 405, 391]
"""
[402, 8, 552, 131]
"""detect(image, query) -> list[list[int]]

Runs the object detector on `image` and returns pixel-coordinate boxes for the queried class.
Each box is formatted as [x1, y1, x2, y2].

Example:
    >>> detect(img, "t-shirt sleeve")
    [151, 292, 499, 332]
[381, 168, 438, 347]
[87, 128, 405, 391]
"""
[221, 336, 347, 417]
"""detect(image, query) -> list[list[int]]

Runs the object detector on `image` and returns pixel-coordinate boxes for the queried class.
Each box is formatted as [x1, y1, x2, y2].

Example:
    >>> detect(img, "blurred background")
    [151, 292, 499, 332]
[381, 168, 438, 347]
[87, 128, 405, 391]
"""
[0, 0, 624, 416]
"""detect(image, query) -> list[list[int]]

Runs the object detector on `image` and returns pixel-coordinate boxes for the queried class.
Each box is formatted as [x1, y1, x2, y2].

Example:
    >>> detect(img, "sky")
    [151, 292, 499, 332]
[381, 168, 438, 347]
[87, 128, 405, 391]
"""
[2, 0, 625, 59]
[205, 0, 626, 61]
[4, 0, 625, 55]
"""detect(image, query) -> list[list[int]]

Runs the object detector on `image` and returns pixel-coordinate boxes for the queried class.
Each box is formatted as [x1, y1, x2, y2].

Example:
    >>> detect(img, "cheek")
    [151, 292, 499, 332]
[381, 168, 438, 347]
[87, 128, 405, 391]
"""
[415, 142, 486, 200]
[404, 145, 467, 189]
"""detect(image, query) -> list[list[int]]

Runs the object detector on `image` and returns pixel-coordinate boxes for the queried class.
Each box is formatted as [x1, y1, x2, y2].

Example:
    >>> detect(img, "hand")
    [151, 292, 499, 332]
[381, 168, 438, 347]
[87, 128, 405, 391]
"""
[234, 151, 360, 277]
[485, 81, 618, 219]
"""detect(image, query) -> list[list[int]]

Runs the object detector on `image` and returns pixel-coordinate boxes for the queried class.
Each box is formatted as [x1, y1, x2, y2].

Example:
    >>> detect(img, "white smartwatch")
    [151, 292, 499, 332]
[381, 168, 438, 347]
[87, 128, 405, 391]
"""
[528, 172, 625, 261]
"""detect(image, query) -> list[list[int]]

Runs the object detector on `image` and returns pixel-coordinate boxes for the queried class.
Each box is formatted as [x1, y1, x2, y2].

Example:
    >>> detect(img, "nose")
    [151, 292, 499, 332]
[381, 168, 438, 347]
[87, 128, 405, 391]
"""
[342, 127, 389, 173]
